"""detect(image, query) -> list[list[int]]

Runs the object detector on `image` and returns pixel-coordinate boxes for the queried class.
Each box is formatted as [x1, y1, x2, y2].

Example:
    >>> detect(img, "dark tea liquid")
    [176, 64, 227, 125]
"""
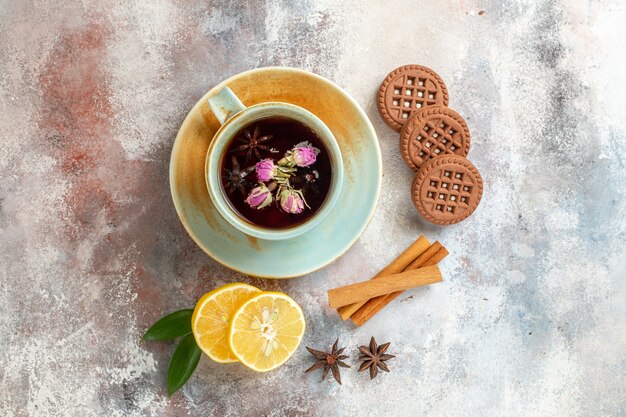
[220, 117, 332, 229]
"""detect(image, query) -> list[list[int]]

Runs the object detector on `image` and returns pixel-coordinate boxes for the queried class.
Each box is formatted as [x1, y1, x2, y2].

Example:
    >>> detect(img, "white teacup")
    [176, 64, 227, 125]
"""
[205, 87, 344, 240]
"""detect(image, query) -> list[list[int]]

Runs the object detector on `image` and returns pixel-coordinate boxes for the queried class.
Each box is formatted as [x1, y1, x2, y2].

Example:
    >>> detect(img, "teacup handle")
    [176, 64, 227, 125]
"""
[208, 86, 246, 125]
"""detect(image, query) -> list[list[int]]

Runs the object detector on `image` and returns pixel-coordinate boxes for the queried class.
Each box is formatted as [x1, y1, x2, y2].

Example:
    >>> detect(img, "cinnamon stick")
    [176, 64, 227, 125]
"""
[327, 266, 441, 309]
[337, 235, 431, 320]
[351, 243, 448, 326]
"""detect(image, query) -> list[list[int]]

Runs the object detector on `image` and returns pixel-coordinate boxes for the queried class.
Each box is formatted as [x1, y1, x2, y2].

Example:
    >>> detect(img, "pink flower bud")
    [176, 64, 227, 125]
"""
[278, 187, 306, 214]
[245, 184, 273, 209]
[290, 141, 320, 167]
[255, 159, 276, 182]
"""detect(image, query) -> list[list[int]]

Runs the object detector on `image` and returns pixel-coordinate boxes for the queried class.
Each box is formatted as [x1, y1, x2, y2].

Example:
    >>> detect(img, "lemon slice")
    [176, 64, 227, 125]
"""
[191, 283, 262, 363]
[229, 292, 305, 372]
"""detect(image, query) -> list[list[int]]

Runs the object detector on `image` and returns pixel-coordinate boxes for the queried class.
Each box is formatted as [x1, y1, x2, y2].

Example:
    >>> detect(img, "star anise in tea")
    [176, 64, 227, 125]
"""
[230, 125, 275, 163]
[305, 338, 350, 385]
[357, 337, 395, 379]
[222, 155, 254, 195]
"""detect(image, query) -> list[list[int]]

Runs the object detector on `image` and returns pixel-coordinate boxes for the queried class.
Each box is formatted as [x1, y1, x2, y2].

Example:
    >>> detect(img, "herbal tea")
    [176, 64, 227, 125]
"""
[220, 117, 332, 229]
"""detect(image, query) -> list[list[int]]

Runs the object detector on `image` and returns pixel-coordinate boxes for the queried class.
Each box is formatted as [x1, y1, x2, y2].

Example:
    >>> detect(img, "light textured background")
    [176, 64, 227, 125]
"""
[1, 1, 625, 416]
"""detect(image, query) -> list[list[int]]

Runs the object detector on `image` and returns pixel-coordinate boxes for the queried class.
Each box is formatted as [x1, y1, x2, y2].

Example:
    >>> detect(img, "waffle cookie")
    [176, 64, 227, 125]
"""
[400, 106, 471, 171]
[377, 65, 449, 132]
[411, 155, 483, 225]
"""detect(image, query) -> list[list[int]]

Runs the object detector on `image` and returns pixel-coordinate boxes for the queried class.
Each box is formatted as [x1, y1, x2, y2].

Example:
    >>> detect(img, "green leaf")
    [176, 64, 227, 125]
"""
[167, 333, 201, 396]
[143, 309, 193, 341]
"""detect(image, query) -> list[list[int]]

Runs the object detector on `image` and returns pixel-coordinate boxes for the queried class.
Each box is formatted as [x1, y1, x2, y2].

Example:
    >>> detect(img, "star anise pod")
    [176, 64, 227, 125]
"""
[358, 337, 395, 379]
[305, 338, 350, 384]
[229, 124, 274, 163]
[222, 155, 254, 195]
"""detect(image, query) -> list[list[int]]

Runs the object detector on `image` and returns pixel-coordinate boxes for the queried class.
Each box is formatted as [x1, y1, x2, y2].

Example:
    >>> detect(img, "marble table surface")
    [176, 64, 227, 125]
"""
[1, 1, 625, 416]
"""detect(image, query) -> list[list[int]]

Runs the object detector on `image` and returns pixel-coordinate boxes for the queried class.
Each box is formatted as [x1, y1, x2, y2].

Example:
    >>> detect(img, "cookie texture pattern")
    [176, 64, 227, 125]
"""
[377, 65, 449, 132]
[400, 106, 471, 171]
[411, 155, 483, 225]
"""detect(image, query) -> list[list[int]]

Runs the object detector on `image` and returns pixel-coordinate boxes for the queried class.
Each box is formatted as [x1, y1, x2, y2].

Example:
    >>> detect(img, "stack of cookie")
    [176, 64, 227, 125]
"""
[377, 65, 483, 226]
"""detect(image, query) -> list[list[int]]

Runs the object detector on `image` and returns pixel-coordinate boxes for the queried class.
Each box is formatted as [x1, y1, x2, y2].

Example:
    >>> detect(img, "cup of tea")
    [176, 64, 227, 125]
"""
[205, 87, 344, 240]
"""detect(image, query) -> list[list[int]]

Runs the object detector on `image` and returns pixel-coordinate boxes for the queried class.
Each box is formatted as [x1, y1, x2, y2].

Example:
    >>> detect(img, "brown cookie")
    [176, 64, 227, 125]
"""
[377, 65, 449, 132]
[400, 106, 471, 171]
[411, 155, 483, 225]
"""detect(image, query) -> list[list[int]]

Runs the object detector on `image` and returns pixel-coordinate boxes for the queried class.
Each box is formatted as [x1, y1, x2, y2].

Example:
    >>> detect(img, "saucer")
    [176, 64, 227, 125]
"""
[169, 67, 382, 278]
